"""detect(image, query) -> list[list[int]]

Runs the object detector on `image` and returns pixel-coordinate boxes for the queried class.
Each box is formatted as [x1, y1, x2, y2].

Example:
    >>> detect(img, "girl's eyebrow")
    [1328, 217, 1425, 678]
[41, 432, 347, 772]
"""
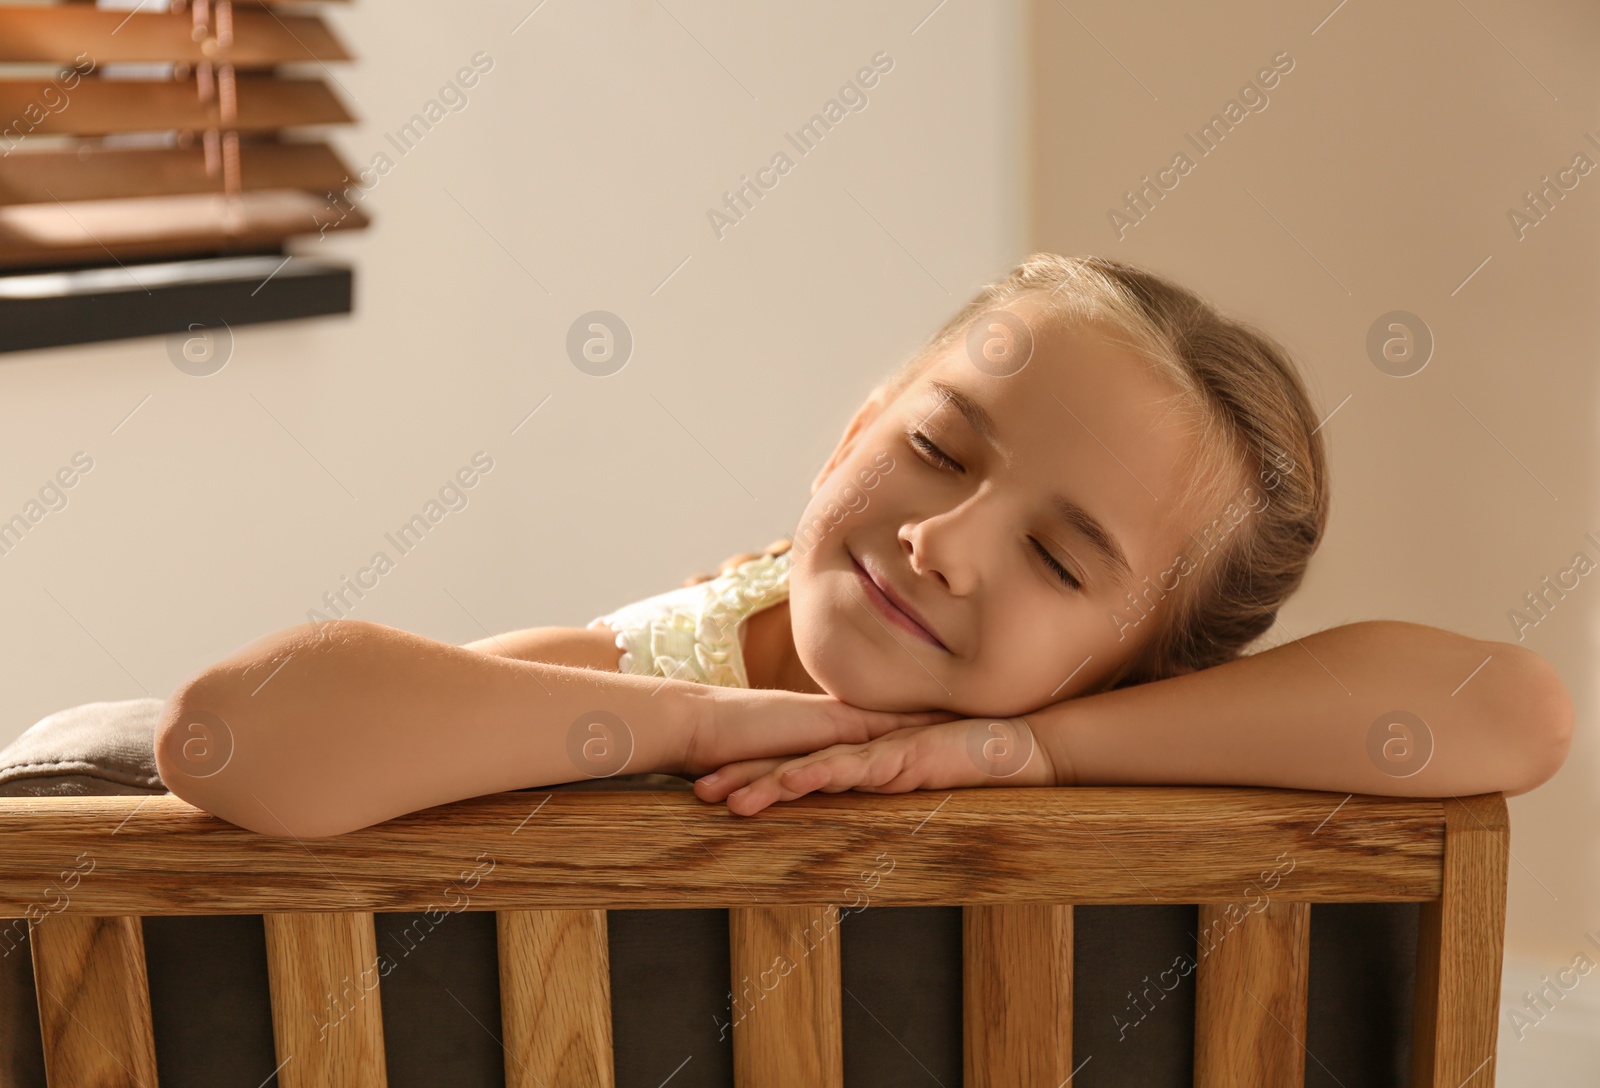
[923, 378, 1135, 589]
[1050, 494, 1134, 589]
[925, 378, 1000, 444]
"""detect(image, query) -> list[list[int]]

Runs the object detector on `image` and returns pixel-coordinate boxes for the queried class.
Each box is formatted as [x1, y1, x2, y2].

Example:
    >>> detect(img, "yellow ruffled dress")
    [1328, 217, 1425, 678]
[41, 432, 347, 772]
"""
[586, 548, 793, 689]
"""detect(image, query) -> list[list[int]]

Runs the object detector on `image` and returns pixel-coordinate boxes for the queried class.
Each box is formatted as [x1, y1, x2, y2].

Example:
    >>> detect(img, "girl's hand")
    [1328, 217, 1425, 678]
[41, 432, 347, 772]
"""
[691, 717, 1058, 815]
[683, 685, 962, 778]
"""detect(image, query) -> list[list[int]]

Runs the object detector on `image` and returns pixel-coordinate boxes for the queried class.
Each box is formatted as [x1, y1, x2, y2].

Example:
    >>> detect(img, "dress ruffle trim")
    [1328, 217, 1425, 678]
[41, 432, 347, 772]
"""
[691, 549, 791, 687]
[589, 549, 791, 689]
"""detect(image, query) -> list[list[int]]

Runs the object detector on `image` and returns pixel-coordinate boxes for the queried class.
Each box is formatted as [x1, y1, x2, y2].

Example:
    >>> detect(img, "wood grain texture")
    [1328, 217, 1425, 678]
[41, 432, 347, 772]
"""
[0, 77, 353, 136]
[0, 8, 351, 65]
[0, 789, 1445, 914]
[963, 903, 1073, 1086]
[28, 913, 158, 1088]
[0, 142, 357, 206]
[1410, 793, 1509, 1088]
[729, 904, 843, 1088]
[1193, 898, 1310, 1086]
[497, 909, 615, 1088]
[0, 188, 367, 268]
[263, 911, 388, 1088]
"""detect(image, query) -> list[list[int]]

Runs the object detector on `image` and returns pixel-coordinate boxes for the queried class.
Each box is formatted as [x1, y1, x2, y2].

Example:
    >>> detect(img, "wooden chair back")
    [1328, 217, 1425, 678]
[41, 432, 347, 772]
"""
[0, 786, 1509, 1087]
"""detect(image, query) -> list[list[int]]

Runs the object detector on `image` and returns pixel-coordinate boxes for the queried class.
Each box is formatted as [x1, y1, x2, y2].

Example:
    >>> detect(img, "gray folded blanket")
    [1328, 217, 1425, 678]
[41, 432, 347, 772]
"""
[0, 696, 691, 798]
[0, 697, 167, 796]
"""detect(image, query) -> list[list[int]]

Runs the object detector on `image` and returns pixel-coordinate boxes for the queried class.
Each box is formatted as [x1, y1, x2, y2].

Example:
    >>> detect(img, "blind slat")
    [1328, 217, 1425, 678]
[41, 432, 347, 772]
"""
[0, 7, 352, 65]
[0, 142, 356, 205]
[0, 76, 353, 136]
[0, 1, 369, 273]
[0, 189, 368, 267]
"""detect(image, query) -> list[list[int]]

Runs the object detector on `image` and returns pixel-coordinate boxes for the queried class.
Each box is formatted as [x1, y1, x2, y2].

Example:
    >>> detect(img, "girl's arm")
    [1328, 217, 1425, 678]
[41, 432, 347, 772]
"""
[1036, 620, 1572, 798]
[693, 620, 1573, 814]
[457, 625, 625, 670]
[154, 618, 706, 838]
[154, 619, 954, 838]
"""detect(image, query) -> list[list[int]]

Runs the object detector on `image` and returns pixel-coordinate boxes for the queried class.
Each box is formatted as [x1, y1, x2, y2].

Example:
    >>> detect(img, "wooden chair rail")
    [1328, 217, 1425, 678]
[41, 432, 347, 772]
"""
[0, 787, 1509, 1088]
[0, 786, 1446, 914]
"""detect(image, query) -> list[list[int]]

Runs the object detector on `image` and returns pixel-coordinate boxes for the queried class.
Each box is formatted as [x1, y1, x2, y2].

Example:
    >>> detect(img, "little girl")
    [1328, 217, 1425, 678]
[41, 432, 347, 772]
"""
[154, 254, 1573, 837]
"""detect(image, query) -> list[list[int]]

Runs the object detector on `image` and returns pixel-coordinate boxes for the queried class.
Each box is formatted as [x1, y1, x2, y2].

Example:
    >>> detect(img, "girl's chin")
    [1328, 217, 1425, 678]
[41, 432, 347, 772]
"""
[805, 650, 948, 713]
[791, 578, 945, 710]
[798, 645, 901, 710]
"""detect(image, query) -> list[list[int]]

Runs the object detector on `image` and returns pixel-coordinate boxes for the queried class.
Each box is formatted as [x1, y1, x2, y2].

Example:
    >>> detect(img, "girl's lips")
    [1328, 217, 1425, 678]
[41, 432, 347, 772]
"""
[850, 554, 949, 652]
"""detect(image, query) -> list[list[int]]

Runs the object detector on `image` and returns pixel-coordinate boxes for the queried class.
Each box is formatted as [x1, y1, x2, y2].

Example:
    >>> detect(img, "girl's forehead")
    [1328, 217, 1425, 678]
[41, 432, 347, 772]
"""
[908, 334, 1223, 545]
[916, 320, 1177, 427]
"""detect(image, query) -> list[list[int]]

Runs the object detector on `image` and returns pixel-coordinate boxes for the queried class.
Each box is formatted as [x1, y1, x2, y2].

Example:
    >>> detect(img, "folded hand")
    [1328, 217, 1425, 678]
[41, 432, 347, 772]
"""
[683, 684, 964, 778]
[692, 717, 1058, 815]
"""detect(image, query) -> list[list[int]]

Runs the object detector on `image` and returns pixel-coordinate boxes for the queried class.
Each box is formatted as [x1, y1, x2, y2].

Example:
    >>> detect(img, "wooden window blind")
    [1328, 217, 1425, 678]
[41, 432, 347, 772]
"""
[0, 0, 367, 273]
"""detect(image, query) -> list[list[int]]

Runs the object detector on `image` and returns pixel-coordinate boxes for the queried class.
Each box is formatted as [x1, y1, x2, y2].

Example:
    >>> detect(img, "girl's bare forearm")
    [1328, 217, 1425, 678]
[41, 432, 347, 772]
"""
[1028, 620, 1572, 798]
[154, 619, 708, 838]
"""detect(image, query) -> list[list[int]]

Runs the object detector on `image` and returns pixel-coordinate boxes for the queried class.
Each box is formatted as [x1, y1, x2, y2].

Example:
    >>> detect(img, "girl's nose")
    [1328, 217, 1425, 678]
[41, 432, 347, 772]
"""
[900, 519, 971, 595]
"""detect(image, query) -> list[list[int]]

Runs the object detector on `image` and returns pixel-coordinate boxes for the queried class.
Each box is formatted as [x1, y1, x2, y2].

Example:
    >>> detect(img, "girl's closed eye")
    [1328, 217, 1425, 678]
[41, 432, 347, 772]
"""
[908, 428, 961, 472]
[1031, 537, 1083, 592]
[905, 429, 1084, 592]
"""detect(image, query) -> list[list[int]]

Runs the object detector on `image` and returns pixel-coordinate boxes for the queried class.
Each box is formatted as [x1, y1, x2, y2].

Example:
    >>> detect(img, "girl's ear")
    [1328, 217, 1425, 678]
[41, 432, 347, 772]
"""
[809, 389, 889, 496]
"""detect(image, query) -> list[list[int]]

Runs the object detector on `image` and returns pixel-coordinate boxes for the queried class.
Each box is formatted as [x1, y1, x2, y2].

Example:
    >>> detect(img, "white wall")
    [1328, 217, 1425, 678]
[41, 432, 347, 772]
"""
[0, 0, 1025, 732]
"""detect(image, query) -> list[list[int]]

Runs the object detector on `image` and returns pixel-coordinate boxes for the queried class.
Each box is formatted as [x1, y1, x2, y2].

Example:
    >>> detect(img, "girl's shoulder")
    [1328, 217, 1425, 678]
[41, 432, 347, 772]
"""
[679, 538, 794, 588]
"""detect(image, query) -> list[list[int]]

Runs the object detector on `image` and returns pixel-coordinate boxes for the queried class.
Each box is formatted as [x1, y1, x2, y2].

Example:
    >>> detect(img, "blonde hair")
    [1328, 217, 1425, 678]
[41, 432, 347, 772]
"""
[693, 253, 1330, 688]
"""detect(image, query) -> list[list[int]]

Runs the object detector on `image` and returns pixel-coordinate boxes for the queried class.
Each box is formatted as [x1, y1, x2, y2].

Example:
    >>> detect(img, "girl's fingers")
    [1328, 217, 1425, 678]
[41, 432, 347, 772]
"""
[728, 749, 881, 816]
[692, 757, 787, 802]
[694, 743, 873, 806]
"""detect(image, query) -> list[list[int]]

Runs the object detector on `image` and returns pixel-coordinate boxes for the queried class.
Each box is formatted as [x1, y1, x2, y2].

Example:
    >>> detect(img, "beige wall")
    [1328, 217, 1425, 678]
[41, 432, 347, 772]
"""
[1029, 0, 1600, 1064]
[0, 2, 1023, 724]
[4, 0, 1595, 1067]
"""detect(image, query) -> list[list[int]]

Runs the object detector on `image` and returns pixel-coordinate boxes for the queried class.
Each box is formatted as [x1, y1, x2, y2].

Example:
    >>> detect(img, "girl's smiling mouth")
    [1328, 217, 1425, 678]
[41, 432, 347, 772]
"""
[849, 549, 950, 652]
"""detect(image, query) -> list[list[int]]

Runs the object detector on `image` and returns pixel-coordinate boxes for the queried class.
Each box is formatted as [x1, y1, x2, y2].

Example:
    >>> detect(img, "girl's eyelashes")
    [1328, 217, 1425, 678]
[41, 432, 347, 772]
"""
[908, 429, 961, 471]
[906, 429, 1085, 593]
[1031, 539, 1084, 592]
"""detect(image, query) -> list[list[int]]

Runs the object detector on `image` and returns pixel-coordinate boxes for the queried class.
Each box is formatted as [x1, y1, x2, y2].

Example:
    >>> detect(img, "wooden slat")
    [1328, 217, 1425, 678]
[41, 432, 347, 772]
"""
[0, 142, 357, 205]
[263, 910, 389, 1088]
[28, 913, 159, 1088]
[0, 187, 368, 267]
[1409, 793, 1509, 1087]
[0, 76, 353, 136]
[497, 909, 615, 1088]
[0, 790, 1448, 914]
[729, 904, 843, 1087]
[963, 903, 1072, 1086]
[1193, 898, 1310, 1086]
[0, 7, 352, 65]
